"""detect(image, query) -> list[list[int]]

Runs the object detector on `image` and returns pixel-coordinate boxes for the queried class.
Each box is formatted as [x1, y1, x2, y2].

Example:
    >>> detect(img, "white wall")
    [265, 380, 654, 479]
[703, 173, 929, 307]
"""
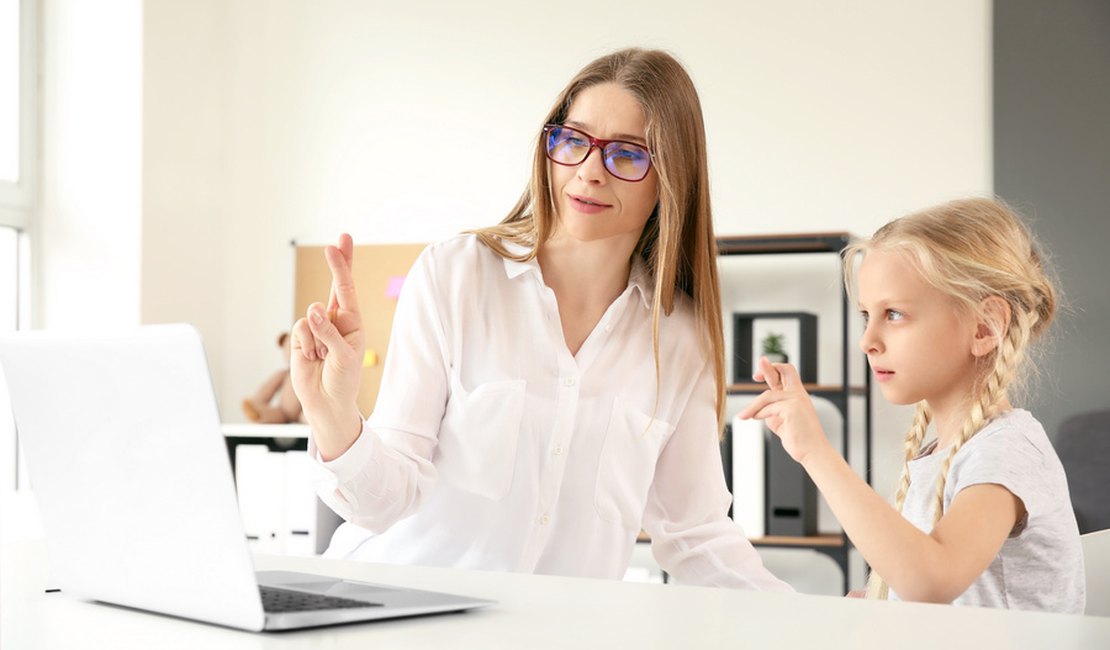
[141, 0, 229, 389]
[140, 0, 991, 590]
[37, 0, 142, 330]
[10, 0, 999, 576]
[32, 0, 992, 584]
[142, 0, 990, 486]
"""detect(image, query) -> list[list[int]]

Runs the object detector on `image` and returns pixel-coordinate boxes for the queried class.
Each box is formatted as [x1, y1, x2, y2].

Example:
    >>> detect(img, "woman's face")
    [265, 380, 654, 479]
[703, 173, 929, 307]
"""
[549, 82, 659, 245]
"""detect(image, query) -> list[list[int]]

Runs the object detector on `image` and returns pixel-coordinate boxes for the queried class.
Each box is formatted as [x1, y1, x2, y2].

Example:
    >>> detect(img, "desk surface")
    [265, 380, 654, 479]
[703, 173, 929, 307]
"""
[4, 542, 1108, 649]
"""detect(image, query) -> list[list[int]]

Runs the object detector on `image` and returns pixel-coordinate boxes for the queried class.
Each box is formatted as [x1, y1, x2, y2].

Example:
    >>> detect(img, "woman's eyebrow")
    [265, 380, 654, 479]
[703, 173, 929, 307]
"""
[564, 120, 647, 145]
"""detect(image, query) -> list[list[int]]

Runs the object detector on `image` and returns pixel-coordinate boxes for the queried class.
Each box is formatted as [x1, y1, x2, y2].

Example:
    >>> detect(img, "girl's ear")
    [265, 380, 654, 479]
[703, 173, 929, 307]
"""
[971, 296, 1012, 357]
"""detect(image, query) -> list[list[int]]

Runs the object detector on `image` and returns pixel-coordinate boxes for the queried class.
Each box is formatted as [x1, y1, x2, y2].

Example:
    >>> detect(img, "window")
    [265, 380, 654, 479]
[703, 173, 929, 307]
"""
[1, 0, 34, 227]
[0, 226, 15, 329]
[1, 0, 19, 183]
[1, 225, 19, 496]
[1, 0, 33, 502]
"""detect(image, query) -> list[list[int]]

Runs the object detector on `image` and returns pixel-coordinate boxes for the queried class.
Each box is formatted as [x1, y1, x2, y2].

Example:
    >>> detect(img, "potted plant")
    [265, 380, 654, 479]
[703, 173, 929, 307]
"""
[761, 332, 788, 364]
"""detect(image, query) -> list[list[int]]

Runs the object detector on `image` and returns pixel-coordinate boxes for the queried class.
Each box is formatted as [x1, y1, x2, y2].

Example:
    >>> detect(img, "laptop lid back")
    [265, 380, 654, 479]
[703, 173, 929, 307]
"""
[0, 324, 265, 630]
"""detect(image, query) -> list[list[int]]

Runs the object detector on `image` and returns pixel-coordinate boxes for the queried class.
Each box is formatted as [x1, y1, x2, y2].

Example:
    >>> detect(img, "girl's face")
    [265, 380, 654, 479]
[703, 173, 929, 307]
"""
[857, 250, 979, 415]
[548, 82, 659, 245]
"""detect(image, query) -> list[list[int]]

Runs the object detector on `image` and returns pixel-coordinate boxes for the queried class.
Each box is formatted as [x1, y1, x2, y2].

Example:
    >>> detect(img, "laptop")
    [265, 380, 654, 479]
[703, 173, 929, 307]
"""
[0, 324, 493, 631]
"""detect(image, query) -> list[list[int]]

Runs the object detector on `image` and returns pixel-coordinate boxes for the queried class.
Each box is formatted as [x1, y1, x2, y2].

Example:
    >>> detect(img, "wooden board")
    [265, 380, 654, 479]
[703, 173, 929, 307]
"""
[294, 243, 427, 416]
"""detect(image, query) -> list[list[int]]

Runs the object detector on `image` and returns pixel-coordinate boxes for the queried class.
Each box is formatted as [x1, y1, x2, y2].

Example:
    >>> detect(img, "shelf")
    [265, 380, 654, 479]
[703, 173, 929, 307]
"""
[636, 532, 846, 549]
[716, 232, 853, 255]
[222, 423, 310, 439]
[715, 231, 871, 594]
[728, 383, 867, 397]
[751, 534, 845, 548]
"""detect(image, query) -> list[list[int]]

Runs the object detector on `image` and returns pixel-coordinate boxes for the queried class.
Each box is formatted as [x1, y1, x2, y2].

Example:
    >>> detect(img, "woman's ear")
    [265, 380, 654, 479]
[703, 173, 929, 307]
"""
[971, 296, 1012, 357]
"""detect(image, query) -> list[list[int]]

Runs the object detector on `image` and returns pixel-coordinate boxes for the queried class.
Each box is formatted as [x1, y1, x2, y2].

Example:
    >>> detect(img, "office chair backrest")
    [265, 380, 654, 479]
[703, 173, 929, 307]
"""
[1081, 528, 1110, 617]
[1056, 409, 1110, 534]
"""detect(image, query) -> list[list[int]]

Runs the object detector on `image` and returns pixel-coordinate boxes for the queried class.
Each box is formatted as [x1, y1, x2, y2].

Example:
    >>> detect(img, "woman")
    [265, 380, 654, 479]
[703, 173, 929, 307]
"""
[291, 48, 789, 590]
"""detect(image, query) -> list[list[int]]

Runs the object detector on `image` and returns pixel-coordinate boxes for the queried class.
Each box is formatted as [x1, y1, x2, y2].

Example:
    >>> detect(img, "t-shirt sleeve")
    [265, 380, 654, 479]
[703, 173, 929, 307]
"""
[947, 425, 1048, 533]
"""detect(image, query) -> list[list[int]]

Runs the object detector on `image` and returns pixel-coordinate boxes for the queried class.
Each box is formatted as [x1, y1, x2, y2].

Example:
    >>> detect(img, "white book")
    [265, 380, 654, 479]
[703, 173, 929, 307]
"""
[235, 445, 286, 553]
[283, 450, 319, 556]
[811, 396, 843, 535]
[731, 414, 766, 539]
[729, 396, 845, 536]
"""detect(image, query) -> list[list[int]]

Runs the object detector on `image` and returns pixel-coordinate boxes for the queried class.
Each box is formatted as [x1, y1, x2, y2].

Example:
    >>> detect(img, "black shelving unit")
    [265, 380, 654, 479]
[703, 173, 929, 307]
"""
[717, 232, 872, 594]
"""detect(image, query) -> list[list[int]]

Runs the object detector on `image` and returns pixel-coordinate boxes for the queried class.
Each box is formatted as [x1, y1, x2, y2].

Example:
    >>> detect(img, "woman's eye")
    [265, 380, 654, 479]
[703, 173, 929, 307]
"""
[887, 309, 905, 321]
[860, 311, 870, 323]
[612, 146, 645, 160]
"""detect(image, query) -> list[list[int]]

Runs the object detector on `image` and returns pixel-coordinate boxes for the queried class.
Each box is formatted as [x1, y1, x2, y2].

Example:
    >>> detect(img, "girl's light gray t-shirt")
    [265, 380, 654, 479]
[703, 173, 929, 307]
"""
[893, 408, 1085, 613]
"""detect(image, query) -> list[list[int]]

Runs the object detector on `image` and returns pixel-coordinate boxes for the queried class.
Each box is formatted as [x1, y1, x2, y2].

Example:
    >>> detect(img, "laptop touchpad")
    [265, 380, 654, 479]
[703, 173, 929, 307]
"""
[275, 578, 406, 601]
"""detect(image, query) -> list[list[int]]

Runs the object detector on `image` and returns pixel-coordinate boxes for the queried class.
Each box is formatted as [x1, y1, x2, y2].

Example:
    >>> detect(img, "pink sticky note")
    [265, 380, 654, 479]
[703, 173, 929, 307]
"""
[385, 275, 406, 299]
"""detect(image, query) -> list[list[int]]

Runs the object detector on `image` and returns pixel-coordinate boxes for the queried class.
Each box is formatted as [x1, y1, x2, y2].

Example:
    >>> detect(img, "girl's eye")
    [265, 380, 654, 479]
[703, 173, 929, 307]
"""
[887, 309, 905, 321]
[860, 311, 870, 323]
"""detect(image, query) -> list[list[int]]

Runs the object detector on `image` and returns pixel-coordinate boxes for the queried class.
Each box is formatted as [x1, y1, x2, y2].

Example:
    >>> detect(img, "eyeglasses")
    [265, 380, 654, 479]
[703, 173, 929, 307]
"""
[542, 124, 654, 182]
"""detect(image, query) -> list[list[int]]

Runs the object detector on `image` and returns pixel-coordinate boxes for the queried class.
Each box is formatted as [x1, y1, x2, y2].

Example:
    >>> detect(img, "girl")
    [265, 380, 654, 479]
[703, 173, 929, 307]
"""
[740, 197, 1085, 611]
[290, 48, 790, 591]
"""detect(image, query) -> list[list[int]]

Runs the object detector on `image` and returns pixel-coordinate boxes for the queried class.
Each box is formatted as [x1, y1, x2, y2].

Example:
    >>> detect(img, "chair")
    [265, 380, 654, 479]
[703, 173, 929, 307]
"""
[1056, 409, 1110, 534]
[1081, 528, 1110, 617]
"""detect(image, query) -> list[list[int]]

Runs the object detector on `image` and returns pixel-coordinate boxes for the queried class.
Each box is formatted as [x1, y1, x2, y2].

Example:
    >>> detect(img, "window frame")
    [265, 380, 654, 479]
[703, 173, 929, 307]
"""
[0, 0, 37, 230]
[0, 0, 34, 497]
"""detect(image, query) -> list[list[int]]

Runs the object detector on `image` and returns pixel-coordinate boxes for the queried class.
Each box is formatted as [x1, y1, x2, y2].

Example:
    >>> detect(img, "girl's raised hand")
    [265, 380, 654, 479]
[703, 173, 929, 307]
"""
[737, 356, 832, 465]
[290, 233, 366, 459]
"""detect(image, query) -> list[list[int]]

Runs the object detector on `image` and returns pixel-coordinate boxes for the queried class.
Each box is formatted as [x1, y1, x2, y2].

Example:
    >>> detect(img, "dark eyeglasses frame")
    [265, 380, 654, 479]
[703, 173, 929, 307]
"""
[542, 124, 654, 183]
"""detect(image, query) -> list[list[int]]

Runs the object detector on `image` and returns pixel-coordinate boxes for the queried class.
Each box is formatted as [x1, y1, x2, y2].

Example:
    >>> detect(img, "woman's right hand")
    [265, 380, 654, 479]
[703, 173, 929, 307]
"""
[290, 233, 366, 460]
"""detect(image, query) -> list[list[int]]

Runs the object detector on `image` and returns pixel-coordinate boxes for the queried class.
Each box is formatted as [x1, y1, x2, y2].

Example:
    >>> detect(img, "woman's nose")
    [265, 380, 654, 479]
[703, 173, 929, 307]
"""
[576, 146, 607, 183]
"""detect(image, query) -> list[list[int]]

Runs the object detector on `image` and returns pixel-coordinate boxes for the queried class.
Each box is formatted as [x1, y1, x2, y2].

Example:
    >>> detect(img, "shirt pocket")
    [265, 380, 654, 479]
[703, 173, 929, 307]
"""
[435, 378, 526, 501]
[594, 399, 674, 529]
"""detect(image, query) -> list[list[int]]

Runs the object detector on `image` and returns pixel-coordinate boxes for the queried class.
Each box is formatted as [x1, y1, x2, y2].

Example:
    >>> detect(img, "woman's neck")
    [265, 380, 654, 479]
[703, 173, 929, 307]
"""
[536, 231, 641, 356]
[537, 232, 638, 307]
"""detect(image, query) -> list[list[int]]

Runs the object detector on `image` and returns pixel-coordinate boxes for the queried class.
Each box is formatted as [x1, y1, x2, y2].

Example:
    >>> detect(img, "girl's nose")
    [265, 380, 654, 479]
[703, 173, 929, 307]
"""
[859, 323, 882, 355]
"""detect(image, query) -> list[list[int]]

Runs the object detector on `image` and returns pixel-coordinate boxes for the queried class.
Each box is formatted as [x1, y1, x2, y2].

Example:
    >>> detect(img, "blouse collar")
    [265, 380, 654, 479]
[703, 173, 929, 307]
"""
[500, 240, 653, 311]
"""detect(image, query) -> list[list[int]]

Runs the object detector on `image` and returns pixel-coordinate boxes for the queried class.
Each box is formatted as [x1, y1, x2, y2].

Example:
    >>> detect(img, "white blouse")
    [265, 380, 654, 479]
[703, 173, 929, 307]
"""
[309, 234, 790, 591]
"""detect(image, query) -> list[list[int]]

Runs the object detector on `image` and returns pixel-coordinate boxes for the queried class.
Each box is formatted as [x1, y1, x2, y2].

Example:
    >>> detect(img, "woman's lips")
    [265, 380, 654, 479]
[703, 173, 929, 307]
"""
[873, 368, 895, 383]
[568, 193, 612, 214]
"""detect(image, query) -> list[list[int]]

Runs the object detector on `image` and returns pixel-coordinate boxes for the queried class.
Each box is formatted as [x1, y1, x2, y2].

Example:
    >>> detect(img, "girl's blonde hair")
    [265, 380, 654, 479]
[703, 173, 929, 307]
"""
[843, 197, 1058, 599]
[471, 48, 726, 432]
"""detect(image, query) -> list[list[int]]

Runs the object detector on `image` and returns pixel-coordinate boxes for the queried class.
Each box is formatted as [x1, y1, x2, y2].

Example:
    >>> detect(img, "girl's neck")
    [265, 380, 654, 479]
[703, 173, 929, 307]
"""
[928, 395, 1014, 452]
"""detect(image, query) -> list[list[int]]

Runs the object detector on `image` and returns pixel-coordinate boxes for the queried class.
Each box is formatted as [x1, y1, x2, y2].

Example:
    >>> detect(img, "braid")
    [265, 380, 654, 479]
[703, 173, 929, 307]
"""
[930, 313, 1033, 526]
[895, 403, 932, 513]
[867, 402, 931, 600]
[931, 409, 990, 526]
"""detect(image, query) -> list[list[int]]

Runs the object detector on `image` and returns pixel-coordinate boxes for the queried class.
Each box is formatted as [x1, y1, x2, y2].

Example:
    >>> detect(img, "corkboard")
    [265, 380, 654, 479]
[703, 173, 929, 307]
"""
[294, 243, 427, 416]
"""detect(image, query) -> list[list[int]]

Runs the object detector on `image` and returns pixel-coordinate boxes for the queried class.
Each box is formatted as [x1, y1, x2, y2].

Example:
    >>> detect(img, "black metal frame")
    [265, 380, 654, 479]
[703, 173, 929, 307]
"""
[717, 232, 873, 594]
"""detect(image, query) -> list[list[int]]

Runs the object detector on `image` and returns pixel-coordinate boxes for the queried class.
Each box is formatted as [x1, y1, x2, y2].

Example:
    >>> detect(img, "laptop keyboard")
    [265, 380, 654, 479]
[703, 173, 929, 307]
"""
[260, 585, 383, 613]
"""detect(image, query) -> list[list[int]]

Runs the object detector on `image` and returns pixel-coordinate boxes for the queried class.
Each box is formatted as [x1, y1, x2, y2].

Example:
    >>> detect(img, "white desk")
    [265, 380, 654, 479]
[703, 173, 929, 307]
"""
[4, 542, 1109, 649]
